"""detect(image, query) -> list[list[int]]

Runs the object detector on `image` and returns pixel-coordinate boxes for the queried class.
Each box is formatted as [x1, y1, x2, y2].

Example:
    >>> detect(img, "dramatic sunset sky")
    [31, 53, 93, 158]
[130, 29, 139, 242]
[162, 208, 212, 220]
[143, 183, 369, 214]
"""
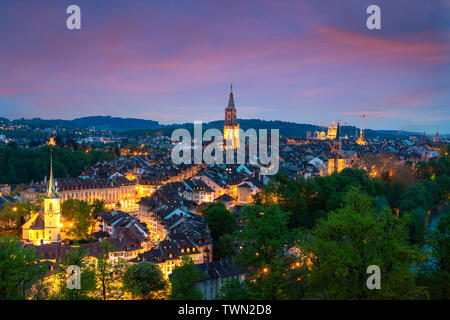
[0, 0, 449, 133]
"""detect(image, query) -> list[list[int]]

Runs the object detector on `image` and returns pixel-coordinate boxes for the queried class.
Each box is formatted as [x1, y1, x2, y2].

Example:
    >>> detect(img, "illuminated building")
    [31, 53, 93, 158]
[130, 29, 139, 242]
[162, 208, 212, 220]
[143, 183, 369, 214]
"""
[314, 130, 326, 140]
[21, 177, 138, 213]
[318, 122, 354, 176]
[356, 128, 367, 145]
[313, 121, 339, 140]
[131, 223, 213, 279]
[326, 121, 338, 140]
[223, 84, 240, 149]
[22, 145, 61, 245]
[356, 114, 367, 145]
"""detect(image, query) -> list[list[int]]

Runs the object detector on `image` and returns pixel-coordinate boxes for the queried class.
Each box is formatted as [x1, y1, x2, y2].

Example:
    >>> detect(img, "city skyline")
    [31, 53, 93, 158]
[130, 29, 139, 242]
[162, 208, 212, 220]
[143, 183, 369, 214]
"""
[0, 0, 449, 133]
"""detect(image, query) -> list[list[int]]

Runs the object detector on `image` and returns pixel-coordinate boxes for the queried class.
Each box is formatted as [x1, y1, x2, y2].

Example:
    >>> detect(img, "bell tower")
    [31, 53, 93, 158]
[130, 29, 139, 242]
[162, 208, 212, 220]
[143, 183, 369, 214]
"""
[44, 136, 61, 242]
[224, 84, 240, 149]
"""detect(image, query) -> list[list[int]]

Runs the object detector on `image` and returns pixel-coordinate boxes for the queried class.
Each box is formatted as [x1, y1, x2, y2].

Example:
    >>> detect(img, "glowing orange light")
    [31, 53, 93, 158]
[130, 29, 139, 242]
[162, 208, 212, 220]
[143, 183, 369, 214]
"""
[48, 137, 56, 147]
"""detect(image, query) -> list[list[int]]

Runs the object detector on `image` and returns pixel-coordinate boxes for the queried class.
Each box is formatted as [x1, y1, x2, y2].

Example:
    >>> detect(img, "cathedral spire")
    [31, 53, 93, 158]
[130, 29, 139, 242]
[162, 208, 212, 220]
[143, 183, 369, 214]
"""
[227, 84, 235, 109]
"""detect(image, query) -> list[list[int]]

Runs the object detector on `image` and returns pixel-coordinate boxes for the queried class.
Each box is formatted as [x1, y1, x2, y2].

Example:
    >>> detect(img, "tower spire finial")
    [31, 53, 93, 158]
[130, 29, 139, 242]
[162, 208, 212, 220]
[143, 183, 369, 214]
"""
[47, 134, 57, 198]
[227, 84, 235, 109]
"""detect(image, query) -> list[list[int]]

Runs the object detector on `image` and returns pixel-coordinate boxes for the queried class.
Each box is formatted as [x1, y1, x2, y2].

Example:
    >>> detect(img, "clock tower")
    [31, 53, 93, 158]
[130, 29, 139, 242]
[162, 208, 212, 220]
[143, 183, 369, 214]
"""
[44, 138, 61, 242]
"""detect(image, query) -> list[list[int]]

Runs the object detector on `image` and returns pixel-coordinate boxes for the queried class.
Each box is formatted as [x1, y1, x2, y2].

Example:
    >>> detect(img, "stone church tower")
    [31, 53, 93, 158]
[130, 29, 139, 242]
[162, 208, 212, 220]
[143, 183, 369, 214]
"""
[223, 84, 240, 149]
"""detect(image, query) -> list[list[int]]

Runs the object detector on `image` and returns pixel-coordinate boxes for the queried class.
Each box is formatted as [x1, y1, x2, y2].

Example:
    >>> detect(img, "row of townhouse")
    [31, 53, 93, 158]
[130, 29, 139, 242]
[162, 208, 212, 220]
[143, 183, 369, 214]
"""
[20, 175, 138, 212]
[130, 213, 213, 278]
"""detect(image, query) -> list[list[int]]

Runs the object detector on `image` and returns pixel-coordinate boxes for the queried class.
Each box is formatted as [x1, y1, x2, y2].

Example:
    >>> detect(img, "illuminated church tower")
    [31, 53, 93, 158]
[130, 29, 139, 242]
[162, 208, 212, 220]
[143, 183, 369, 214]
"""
[43, 140, 61, 243]
[22, 136, 61, 244]
[223, 84, 240, 149]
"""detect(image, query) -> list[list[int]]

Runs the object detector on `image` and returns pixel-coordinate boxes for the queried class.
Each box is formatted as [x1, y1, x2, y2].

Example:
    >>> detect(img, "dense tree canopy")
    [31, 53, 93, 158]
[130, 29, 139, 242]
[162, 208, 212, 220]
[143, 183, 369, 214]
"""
[61, 199, 105, 240]
[123, 262, 167, 299]
[0, 145, 116, 184]
[201, 201, 238, 260]
[303, 188, 427, 299]
[0, 236, 47, 299]
[169, 256, 203, 300]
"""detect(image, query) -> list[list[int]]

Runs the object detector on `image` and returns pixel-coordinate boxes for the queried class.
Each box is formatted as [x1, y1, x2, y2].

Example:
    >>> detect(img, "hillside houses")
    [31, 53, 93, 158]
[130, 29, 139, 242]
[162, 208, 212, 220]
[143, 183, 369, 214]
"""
[131, 213, 213, 278]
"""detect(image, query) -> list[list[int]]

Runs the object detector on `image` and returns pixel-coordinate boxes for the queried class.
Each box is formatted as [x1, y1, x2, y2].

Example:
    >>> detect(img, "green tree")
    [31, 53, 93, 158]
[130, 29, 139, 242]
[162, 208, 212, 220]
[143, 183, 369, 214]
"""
[303, 187, 427, 299]
[235, 205, 300, 299]
[54, 246, 96, 300]
[216, 278, 248, 300]
[214, 234, 236, 260]
[399, 182, 434, 213]
[61, 199, 93, 240]
[89, 200, 105, 235]
[201, 202, 237, 260]
[169, 256, 203, 300]
[0, 236, 47, 299]
[123, 262, 167, 299]
[236, 205, 291, 268]
[95, 241, 125, 300]
[0, 145, 116, 185]
[418, 212, 449, 299]
[254, 172, 309, 228]
[201, 201, 237, 241]
[404, 207, 426, 244]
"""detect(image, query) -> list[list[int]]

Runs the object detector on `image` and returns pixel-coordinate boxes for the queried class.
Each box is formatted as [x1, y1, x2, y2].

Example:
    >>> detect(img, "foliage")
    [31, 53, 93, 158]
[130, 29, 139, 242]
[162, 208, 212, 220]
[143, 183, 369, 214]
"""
[95, 241, 126, 300]
[201, 202, 237, 241]
[216, 278, 248, 300]
[61, 199, 105, 240]
[123, 261, 167, 299]
[214, 234, 236, 260]
[234, 204, 303, 299]
[302, 187, 427, 299]
[53, 246, 96, 300]
[0, 236, 47, 299]
[0, 145, 116, 184]
[417, 212, 450, 299]
[0, 200, 41, 230]
[254, 168, 386, 230]
[236, 205, 291, 268]
[169, 256, 203, 300]
[201, 201, 238, 260]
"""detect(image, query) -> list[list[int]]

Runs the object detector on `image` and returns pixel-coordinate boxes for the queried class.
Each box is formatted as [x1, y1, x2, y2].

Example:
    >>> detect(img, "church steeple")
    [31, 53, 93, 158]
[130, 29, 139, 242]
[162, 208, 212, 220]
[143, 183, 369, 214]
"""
[47, 135, 58, 198]
[227, 84, 235, 110]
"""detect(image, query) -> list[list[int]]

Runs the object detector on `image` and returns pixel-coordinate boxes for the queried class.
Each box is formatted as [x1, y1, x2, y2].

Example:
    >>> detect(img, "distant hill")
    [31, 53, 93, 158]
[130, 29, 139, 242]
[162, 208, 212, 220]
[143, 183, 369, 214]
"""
[6, 115, 424, 139]
[72, 116, 159, 130]
[11, 116, 159, 131]
[122, 118, 420, 140]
